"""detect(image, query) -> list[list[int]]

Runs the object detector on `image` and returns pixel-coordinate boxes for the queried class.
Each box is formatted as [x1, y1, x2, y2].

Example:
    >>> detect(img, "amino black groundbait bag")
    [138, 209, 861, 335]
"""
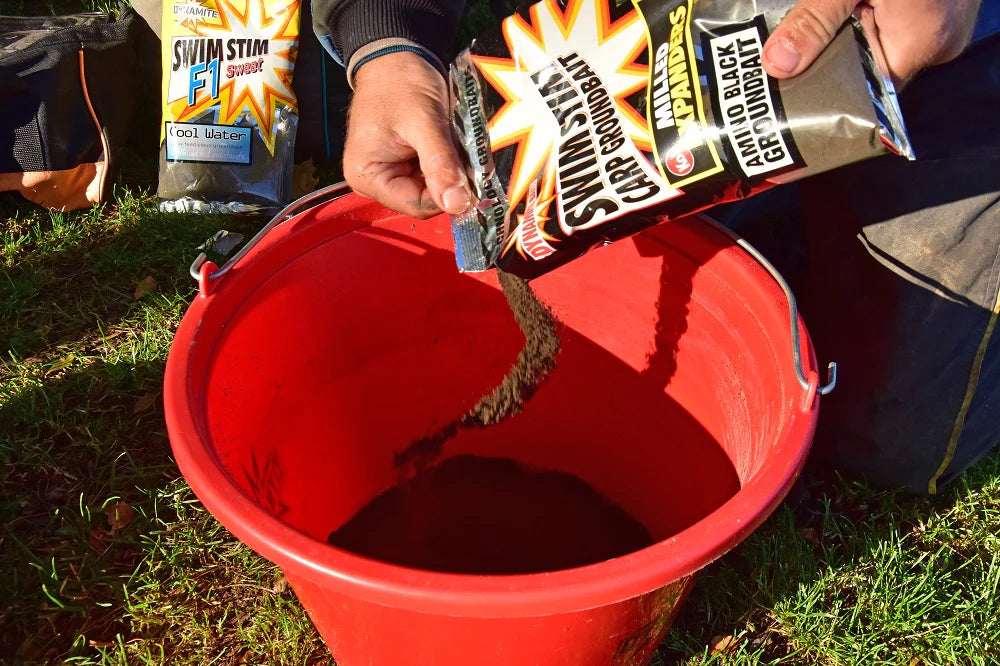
[157, 0, 301, 214]
[450, 0, 914, 279]
[0, 9, 139, 210]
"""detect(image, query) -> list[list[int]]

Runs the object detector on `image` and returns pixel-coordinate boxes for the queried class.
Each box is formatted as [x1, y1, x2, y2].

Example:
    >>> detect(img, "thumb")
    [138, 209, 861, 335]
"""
[763, 0, 858, 79]
[404, 110, 472, 215]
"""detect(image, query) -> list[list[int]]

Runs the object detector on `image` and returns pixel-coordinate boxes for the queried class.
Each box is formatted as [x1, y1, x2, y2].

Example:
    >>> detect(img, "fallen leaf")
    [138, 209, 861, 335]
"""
[272, 576, 289, 593]
[19, 640, 44, 660]
[100, 330, 125, 342]
[132, 392, 160, 415]
[45, 354, 75, 376]
[134, 275, 157, 299]
[709, 634, 736, 655]
[88, 529, 107, 552]
[106, 501, 135, 531]
[798, 527, 821, 547]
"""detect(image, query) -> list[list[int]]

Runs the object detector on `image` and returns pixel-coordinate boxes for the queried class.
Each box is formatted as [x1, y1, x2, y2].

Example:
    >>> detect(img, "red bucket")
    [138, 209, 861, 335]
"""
[165, 185, 832, 665]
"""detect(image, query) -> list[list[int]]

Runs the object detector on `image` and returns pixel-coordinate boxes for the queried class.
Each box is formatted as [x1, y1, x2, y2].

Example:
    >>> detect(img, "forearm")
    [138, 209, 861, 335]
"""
[312, 0, 466, 80]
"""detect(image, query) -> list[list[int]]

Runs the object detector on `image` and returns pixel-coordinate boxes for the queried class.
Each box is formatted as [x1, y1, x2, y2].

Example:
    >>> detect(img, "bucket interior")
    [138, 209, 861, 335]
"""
[196, 208, 801, 562]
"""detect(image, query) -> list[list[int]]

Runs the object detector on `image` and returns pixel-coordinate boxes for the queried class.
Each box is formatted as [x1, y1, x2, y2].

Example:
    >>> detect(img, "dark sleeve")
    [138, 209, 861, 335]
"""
[312, 0, 467, 68]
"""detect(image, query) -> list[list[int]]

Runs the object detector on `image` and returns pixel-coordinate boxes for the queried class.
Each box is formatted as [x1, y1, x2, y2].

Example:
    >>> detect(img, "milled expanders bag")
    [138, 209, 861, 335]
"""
[157, 0, 300, 214]
[450, 0, 913, 278]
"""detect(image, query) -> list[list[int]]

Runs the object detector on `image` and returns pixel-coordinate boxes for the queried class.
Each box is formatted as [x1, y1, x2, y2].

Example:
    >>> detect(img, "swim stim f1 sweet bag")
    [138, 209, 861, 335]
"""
[450, 0, 913, 278]
[157, 0, 300, 214]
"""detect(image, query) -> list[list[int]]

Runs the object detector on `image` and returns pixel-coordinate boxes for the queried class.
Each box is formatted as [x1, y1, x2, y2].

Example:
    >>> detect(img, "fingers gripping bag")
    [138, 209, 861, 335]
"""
[450, 0, 913, 278]
[158, 1, 300, 214]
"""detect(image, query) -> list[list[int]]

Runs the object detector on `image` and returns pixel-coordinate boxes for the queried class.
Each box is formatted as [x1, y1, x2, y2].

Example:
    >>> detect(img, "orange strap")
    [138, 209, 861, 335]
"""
[78, 48, 110, 201]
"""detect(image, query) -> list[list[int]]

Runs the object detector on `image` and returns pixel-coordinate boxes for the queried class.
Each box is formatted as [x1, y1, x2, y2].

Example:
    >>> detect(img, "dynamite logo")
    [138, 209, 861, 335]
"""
[173, 0, 220, 30]
[511, 181, 558, 260]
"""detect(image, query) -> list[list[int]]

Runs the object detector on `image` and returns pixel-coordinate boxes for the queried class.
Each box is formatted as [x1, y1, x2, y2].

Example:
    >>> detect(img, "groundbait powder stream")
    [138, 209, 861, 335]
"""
[449, 0, 913, 278]
[394, 271, 560, 476]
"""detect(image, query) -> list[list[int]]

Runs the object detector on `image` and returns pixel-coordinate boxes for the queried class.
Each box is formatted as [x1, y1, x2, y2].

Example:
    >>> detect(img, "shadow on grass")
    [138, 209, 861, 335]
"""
[0, 356, 173, 662]
[0, 196, 324, 663]
[1, 185, 268, 663]
[1, 356, 328, 665]
[1, 193, 263, 364]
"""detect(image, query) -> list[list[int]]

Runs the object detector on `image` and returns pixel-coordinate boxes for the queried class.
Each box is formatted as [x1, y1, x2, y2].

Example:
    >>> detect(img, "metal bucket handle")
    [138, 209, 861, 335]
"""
[188, 183, 836, 403]
[189, 181, 353, 290]
[710, 222, 837, 405]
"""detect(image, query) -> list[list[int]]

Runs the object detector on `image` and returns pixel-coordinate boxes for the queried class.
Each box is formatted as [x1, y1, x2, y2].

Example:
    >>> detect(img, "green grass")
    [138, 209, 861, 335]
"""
[0, 0, 119, 15]
[660, 463, 1000, 665]
[4, 181, 998, 666]
[0, 186, 325, 663]
[2, 1, 999, 665]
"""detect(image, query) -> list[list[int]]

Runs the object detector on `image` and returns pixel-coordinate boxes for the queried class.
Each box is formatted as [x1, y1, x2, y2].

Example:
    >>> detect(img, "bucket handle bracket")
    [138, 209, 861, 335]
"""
[188, 181, 352, 296]
[709, 221, 837, 402]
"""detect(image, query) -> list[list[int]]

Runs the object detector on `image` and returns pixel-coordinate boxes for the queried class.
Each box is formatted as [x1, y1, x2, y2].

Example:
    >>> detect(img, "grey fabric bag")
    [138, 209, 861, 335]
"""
[717, 35, 1000, 494]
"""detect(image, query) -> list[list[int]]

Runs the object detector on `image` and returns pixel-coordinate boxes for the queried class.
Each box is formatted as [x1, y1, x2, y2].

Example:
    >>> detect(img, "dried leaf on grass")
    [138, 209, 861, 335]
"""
[46, 354, 75, 375]
[88, 529, 107, 552]
[709, 634, 737, 655]
[134, 275, 157, 299]
[106, 501, 135, 531]
[133, 392, 160, 414]
[798, 526, 822, 547]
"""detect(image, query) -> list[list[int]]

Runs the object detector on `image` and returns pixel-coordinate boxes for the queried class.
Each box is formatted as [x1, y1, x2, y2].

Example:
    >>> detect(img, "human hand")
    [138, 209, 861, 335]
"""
[343, 51, 471, 219]
[762, 0, 982, 87]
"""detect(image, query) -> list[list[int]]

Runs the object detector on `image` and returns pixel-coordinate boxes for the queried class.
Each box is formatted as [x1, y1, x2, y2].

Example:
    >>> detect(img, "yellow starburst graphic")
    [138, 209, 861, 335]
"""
[474, 0, 652, 213]
[164, 0, 299, 154]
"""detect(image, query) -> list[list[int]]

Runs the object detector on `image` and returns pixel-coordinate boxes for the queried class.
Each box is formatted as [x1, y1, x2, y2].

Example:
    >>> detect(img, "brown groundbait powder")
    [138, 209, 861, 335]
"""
[329, 454, 653, 574]
[468, 271, 561, 424]
[393, 272, 560, 475]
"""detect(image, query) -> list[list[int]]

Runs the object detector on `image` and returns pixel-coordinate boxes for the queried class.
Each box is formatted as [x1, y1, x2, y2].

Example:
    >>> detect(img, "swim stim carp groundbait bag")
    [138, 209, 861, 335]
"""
[450, 0, 914, 278]
[157, 0, 300, 214]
